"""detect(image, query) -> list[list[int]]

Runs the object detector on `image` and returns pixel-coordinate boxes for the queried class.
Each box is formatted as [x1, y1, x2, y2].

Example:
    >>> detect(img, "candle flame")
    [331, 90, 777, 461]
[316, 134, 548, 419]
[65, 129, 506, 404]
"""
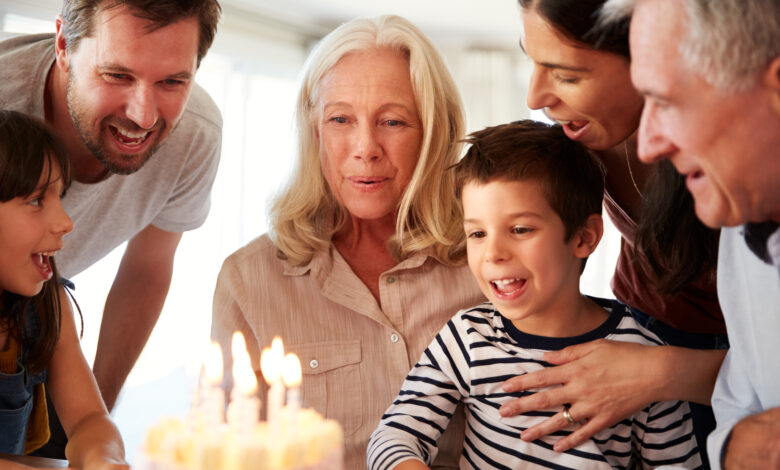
[231, 331, 247, 362]
[231, 331, 257, 395]
[233, 360, 258, 395]
[282, 353, 302, 387]
[261, 336, 285, 385]
[260, 348, 281, 384]
[204, 341, 223, 385]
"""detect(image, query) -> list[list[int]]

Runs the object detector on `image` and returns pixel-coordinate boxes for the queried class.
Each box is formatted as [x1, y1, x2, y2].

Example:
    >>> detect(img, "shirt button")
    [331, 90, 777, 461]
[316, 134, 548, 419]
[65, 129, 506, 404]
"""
[309, 359, 319, 369]
[386, 276, 396, 284]
[390, 333, 400, 343]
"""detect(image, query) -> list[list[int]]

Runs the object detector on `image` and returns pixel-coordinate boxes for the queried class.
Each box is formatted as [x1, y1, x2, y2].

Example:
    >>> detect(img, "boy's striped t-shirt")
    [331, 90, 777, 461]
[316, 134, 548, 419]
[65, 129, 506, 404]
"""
[367, 298, 701, 470]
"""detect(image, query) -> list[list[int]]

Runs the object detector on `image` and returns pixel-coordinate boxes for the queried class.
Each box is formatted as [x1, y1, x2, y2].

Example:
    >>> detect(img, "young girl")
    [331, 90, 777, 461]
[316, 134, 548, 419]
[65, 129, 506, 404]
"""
[0, 110, 128, 469]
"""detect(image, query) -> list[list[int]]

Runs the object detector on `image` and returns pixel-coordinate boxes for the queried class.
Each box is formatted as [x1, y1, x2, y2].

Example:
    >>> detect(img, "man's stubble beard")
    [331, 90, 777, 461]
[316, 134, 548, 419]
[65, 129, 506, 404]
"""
[66, 71, 169, 176]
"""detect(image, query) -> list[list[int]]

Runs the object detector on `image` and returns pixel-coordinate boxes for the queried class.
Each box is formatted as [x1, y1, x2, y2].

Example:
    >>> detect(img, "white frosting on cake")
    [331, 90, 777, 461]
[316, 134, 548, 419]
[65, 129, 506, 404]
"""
[138, 408, 343, 470]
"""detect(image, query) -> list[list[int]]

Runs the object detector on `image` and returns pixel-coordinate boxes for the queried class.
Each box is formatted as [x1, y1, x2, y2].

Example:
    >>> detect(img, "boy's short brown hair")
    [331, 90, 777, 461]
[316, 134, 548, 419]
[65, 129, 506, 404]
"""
[453, 120, 605, 242]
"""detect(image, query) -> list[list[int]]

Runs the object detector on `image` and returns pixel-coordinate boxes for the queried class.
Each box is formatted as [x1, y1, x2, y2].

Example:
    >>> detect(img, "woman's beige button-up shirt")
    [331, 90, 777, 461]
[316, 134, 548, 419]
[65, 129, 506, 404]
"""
[212, 234, 484, 469]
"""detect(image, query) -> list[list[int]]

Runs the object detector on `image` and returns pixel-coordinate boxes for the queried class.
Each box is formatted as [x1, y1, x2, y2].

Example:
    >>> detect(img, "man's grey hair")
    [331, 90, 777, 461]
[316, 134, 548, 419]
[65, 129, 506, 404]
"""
[599, 0, 780, 91]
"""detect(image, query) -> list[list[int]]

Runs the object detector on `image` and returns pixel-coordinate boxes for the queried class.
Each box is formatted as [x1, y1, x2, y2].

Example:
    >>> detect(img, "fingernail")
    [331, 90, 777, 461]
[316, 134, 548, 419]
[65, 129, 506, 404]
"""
[499, 406, 508, 417]
[502, 383, 513, 392]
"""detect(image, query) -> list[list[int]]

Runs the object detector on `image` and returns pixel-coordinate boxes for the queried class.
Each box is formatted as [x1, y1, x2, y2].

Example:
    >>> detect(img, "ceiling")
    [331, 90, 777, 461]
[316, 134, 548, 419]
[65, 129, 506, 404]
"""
[2, 0, 524, 51]
[220, 0, 524, 50]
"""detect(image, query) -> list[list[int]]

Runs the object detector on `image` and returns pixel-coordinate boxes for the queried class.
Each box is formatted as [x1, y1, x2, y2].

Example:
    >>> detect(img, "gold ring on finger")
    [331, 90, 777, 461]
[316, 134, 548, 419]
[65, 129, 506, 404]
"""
[562, 406, 576, 425]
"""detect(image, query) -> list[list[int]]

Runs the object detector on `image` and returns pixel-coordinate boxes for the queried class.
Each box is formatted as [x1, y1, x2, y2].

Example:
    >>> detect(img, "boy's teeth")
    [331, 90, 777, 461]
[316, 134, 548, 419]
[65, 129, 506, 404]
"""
[491, 278, 526, 294]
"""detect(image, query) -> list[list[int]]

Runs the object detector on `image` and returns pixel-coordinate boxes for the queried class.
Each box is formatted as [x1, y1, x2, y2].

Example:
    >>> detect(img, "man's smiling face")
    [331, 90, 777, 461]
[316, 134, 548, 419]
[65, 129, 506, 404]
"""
[63, 5, 199, 175]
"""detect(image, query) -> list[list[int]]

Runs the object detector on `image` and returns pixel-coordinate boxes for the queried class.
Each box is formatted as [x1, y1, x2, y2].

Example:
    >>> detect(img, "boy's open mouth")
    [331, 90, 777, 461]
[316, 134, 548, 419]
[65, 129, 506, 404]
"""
[491, 278, 526, 294]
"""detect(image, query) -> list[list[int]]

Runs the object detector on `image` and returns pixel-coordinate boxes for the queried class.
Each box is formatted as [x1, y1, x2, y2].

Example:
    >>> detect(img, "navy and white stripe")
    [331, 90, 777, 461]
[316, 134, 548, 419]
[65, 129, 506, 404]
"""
[367, 297, 701, 470]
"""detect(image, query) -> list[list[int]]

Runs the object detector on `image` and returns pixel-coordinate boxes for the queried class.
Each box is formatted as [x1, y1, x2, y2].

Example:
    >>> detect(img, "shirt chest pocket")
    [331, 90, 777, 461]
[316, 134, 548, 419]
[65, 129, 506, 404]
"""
[289, 340, 362, 438]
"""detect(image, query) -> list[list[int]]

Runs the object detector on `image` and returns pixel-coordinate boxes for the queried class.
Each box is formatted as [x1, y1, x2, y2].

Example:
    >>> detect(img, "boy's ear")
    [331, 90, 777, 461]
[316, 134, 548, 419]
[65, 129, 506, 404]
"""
[573, 214, 603, 259]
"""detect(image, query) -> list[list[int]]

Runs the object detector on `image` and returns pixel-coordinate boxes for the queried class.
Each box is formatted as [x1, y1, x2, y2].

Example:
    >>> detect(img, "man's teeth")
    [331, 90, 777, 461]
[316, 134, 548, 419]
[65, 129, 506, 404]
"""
[493, 278, 520, 286]
[554, 119, 571, 126]
[116, 128, 148, 140]
[112, 126, 150, 145]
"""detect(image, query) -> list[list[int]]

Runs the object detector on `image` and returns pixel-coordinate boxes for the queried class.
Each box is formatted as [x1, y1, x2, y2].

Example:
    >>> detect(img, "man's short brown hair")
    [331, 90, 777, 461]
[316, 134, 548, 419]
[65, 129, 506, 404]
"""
[61, 0, 221, 66]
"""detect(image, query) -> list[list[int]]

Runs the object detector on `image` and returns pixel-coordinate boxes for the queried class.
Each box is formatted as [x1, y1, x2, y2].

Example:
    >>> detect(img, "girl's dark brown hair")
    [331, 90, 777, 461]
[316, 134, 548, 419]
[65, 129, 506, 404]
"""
[0, 110, 72, 373]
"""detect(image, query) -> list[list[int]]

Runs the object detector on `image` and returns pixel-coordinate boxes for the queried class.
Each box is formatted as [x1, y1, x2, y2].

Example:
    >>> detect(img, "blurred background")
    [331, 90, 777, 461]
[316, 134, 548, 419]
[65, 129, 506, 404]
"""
[1, 0, 619, 461]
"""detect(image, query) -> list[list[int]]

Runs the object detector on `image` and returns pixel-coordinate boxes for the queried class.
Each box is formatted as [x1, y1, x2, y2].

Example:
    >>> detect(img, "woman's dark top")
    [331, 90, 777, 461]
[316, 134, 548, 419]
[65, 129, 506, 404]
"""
[605, 190, 725, 334]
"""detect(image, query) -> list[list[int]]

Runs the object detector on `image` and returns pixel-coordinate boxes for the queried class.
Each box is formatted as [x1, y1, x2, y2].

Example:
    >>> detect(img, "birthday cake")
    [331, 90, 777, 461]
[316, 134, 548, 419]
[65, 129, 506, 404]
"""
[138, 407, 344, 470]
[136, 336, 344, 470]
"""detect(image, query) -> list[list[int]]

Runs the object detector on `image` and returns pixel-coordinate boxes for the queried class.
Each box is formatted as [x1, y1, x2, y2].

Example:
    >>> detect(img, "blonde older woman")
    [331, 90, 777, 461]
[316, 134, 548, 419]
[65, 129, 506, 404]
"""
[211, 15, 483, 469]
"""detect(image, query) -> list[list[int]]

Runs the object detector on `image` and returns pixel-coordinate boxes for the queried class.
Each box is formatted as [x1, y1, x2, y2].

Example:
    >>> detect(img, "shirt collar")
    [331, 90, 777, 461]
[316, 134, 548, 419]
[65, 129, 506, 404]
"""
[282, 243, 439, 277]
[767, 225, 780, 267]
[743, 221, 780, 266]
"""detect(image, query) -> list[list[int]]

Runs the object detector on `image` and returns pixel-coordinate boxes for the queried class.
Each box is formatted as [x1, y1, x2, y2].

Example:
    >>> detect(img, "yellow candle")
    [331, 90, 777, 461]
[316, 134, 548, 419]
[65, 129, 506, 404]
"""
[282, 353, 302, 436]
[261, 336, 286, 433]
[228, 332, 260, 434]
[200, 341, 225, 426]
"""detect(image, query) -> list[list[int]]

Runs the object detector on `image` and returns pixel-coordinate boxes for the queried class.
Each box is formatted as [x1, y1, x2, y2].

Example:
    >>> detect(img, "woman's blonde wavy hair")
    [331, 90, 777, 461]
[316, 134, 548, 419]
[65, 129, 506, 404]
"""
[269, 15, 467, 266]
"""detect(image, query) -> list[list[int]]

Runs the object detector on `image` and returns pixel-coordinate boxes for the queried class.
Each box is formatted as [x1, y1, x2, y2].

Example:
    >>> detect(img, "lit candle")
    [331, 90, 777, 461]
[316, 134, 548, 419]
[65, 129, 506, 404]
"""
[282, 353, 302, 435]
[227, 332, 260, 435]
[200, 341, 225, 427]
[261, 336, 285, 435]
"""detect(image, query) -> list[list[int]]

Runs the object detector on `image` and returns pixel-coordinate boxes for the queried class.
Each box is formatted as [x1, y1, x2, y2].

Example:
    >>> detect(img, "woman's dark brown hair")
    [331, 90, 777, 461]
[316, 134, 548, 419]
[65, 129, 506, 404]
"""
[0, 110, 72, 373]
[635, 161, 718, 293]
[518, 0, 630, 58]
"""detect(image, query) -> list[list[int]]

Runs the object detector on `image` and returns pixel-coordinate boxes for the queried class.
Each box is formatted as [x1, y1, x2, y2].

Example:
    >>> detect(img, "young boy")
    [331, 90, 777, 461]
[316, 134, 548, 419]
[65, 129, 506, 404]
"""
[367, 121, 700, 470]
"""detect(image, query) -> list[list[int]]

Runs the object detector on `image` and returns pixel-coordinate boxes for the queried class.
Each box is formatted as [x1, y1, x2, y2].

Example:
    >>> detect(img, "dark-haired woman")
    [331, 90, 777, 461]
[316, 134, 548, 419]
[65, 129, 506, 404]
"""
[499, 1, 726, 466]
